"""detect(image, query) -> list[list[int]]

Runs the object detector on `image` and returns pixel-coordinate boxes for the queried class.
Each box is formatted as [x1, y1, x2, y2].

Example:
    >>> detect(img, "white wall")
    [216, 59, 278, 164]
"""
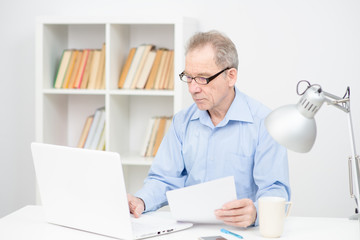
[1, 0, 360, 218]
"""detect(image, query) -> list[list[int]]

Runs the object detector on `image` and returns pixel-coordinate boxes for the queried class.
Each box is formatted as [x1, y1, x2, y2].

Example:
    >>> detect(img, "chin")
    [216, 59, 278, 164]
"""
[195, 103, 208, 111]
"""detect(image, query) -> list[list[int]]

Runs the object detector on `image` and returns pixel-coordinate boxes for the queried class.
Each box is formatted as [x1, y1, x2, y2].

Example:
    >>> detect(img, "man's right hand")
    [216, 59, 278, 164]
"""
[127, 193, 145, 218]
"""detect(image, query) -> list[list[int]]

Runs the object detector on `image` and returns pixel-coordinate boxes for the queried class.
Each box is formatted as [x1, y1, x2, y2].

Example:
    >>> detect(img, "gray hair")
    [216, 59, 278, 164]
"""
[185, 30, 239, 70]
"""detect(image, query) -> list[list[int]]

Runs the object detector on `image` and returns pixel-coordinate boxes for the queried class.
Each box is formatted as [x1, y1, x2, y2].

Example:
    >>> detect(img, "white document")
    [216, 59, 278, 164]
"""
[166, 176, 237, 223]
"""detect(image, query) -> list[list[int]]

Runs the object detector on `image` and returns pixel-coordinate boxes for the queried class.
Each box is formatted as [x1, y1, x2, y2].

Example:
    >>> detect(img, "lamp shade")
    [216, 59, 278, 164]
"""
[265, 104, 316, 153]
[265, 85, 326, 153]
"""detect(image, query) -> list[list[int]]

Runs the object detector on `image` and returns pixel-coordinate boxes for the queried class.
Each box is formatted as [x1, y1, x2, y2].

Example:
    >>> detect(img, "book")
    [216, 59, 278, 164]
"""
[145, 117, 160, 157]
[159, 50, 172, 89]
[152, 117, 167, 156]
[54, 50, 72, 89]
[61, 50, 79, 88]
[96, 125, 106, 150]
[73, 49, 90, 89]
[140, 118, 156, 157]
[67, 50, 83, 89]
[100, 69, 106, 89]
[87, 50, 101, 89]
[77, 115, 94, 148]
[84, 107, 105, 149]
[95, 43, 106, 89]
[80, 50, 94, 89]
[144, 49, 164, 90]
[122, 45, 147, 89]
[162, 50, 174, 90]
[167, 54, 175, 90]
[89, 109, 106, 149]
[153, 49, 169, 90]
[135, 50, 157, 89]
[118, 48, 136, 88]
[130, 45, 154, 89]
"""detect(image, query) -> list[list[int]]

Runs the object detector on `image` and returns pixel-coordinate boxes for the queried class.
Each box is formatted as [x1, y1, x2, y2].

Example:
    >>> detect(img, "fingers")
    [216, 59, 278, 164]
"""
[221, 198, 252, 210]
[215, 199, 257, 228]
[127, 193, 145, 218]
[215, 209, 254, 227]
[216, 212, 255, 227]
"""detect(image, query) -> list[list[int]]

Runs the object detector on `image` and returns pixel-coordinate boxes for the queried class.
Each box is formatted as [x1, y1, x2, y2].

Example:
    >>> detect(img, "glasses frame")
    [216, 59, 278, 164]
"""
[179, 67, 231, 85]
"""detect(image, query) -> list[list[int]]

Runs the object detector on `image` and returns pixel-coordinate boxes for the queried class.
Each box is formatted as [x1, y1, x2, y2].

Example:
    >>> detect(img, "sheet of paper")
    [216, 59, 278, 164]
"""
[166, 176, 237, 223]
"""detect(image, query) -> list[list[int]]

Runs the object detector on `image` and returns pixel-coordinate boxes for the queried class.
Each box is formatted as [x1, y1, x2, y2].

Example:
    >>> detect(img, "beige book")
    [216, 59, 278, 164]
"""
[144, 49, 164, 90]
[146, 117, 160, 157]
[73, 49, 90, 89]
[62, 50, 79, 88]
[140, 118, 156, 157]
[118, 48, 136, 88]
[80, 50, 94, 89]
[135, 50, 157, 89]
[167, 54, 175, 90]
[96, 125, 106, 150]
[152, 117, 167, 156]
[130, 45, 154, 89]
[153, 50, 169, 90]
[87, 50, 101, 89]
[161, 50, 174, 89]
[122, 45, 147, 89]
[54, 50, 72, 89]
[77, 115, 94, 148]
[67, 50, 83, 89]
[100, 69, 106, 89]
[158, 50, 171, 90]
[95, 43, 106, 89]
[89, 111, 105, 150]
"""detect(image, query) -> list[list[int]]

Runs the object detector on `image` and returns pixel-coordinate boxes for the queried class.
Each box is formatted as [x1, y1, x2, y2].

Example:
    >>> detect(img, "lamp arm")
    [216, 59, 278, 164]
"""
[322, 91, 349, 113]
[322, 89, 360, 215]
[346, 110, 360, 211]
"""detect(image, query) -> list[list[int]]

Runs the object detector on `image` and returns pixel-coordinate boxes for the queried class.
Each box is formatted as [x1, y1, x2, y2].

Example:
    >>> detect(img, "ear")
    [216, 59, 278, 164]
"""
[227, 68, 237, 87]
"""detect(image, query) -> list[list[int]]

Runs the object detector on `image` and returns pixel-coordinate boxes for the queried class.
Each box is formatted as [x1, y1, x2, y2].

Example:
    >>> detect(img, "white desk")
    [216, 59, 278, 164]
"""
[0, 206, 359, 240]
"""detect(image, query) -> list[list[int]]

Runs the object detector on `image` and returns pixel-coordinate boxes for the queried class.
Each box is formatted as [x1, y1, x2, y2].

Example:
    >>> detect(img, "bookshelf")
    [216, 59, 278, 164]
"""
[35, 17, 197, 194]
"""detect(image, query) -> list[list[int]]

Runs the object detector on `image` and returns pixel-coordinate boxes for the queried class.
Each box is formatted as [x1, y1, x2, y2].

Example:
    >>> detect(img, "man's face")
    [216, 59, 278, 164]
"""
[184, 44, 233, 112]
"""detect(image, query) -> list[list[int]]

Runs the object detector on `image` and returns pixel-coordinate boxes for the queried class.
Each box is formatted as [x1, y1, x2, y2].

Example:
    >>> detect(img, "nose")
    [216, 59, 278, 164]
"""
[188, 79, 201, 94]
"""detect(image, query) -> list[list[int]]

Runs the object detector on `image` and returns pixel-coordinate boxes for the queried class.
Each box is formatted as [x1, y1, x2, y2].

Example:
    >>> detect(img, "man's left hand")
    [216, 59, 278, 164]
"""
[214, 198, 256, 228]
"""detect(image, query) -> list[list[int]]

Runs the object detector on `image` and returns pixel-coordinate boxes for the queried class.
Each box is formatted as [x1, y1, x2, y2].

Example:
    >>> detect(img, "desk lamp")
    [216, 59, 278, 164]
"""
[265, 80, 360, 220]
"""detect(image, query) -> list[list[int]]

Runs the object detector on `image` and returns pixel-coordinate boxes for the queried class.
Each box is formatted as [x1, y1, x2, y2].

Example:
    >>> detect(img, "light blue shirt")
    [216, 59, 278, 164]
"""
[135, 86, 290, 225]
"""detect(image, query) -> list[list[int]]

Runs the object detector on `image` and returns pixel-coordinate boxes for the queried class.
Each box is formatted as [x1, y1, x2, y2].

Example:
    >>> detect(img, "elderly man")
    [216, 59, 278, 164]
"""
[128, 30, 290, 227]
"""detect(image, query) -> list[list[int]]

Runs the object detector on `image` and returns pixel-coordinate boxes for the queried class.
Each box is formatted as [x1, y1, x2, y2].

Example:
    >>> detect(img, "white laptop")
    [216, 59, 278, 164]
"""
[31, 142, 192, 240]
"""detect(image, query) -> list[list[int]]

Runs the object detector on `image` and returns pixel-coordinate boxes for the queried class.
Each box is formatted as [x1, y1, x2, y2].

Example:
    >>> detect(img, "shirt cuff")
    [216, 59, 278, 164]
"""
[253, 200, 259, 226]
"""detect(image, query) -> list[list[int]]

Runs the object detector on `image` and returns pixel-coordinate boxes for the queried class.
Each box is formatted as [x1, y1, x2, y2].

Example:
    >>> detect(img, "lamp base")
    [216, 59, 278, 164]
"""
[349, 213, 359, 220]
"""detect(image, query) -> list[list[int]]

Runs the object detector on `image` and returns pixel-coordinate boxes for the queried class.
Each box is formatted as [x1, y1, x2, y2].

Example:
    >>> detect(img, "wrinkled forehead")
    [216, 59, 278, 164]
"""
[185, 44, 218, 75]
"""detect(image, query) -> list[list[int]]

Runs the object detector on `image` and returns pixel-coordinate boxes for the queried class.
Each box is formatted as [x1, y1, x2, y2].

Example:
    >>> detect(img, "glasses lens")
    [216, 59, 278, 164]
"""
[195, 77, 208, 85]
[179, 74, 189, 82]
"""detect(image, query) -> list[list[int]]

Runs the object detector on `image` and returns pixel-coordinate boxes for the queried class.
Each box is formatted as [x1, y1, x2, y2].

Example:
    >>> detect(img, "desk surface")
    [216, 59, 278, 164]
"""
[0, 206, 359, 240]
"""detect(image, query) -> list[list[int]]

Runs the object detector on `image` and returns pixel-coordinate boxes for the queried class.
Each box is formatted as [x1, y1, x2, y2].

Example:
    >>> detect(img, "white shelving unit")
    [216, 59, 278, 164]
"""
[35, 16, 197, 194]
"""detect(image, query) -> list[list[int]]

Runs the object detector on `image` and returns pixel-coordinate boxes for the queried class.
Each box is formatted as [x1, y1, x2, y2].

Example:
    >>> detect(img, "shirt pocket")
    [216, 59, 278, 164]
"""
[226, 152, 256, 198]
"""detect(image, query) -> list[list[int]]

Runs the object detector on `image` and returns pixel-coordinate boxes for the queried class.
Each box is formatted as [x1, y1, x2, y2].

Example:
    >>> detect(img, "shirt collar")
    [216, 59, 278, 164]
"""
[190, 86, 254, 126]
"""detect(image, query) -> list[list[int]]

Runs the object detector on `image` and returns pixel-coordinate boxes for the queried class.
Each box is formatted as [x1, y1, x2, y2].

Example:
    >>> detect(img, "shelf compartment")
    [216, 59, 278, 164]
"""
[40, 23, 106, 90]
[108, 95, 173, 155]
[42, 94, 105, 147]
[108, 23, 174, 90]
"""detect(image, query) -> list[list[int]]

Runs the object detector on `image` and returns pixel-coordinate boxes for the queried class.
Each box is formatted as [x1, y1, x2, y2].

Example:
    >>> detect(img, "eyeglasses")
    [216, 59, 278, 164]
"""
[179, 67, 230, 85]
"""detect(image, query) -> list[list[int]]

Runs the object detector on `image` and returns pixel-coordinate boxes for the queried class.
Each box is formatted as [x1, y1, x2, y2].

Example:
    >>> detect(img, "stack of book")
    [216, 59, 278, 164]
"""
[54, 43, 106, 89]
[141, 116, 172, 157]
[77, 107, 106, 150]
[118, 44, 174, 90]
